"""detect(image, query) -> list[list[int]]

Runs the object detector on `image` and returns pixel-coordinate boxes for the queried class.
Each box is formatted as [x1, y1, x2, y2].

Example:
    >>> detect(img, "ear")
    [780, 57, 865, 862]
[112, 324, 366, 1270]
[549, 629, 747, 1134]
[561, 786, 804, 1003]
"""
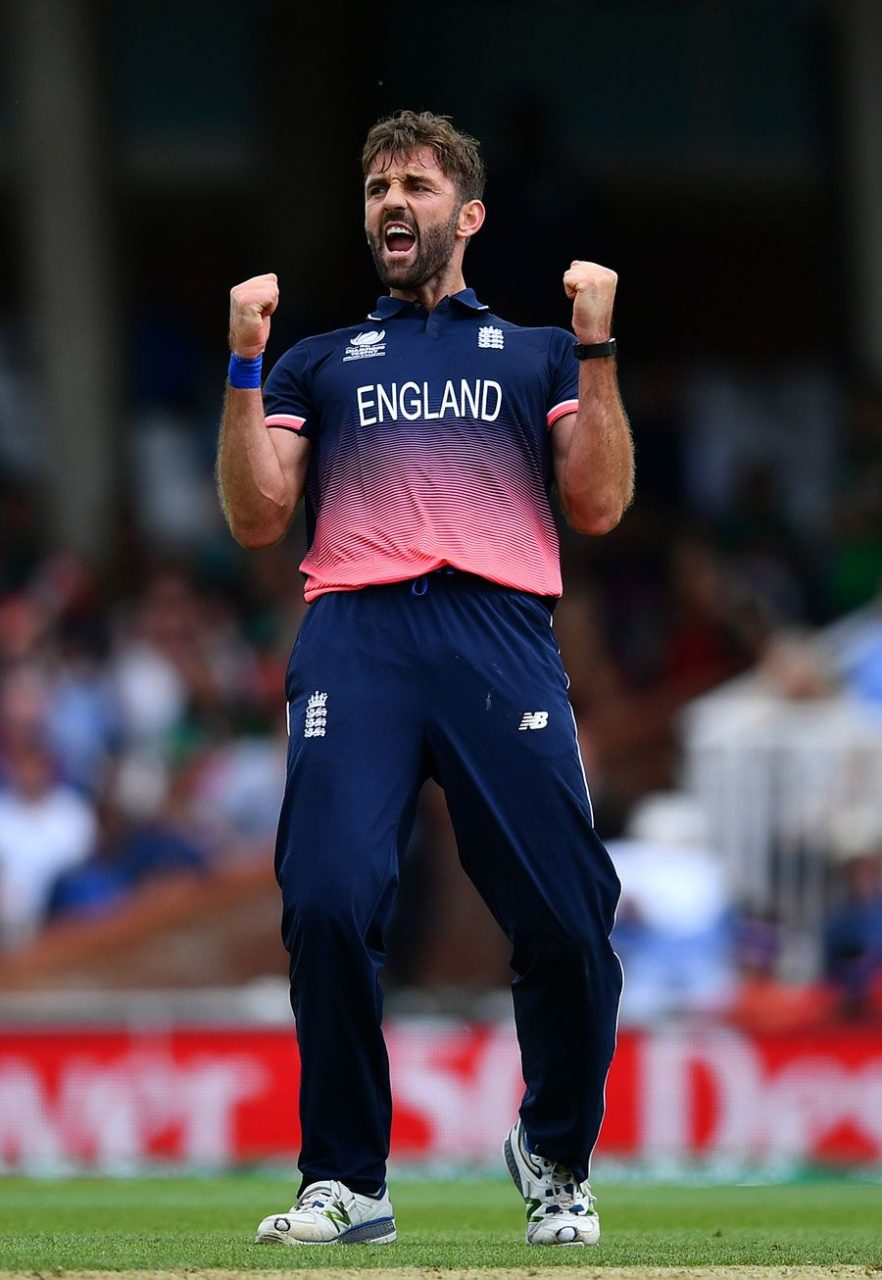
[457, 199, 485, 241]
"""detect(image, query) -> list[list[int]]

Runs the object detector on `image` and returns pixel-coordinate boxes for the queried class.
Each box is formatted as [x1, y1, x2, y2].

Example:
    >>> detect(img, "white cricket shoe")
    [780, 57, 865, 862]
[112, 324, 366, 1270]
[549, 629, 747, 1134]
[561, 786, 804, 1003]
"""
[254, 1179, 396, 1245]
[504, 1120, 600, 1247]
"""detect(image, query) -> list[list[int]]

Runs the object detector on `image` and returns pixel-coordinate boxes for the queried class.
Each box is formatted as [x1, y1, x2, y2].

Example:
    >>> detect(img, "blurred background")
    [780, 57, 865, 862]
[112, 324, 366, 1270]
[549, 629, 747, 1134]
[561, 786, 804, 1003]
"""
[0, 0, 881, 1174]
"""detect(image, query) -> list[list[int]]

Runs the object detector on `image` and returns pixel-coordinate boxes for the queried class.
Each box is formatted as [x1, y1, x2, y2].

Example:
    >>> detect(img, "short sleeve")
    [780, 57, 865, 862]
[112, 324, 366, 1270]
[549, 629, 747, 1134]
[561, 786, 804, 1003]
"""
[546, 328, 579, 430]
[262, 342, 315, 438]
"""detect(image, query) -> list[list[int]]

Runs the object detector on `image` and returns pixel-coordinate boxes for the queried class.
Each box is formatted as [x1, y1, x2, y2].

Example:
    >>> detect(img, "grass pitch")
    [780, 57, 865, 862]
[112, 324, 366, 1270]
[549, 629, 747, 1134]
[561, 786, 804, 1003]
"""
[0, 1174, 879, 1272]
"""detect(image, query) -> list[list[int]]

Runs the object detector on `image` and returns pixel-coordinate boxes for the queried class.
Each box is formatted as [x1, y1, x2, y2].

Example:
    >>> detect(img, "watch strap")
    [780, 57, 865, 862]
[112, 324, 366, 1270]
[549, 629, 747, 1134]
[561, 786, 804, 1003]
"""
[573, 338, 617, 360]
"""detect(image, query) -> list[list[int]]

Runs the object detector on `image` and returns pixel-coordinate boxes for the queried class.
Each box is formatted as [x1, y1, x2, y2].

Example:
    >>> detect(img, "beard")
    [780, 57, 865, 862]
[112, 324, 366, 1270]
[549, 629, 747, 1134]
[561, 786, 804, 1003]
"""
[368, 208, 461, 291]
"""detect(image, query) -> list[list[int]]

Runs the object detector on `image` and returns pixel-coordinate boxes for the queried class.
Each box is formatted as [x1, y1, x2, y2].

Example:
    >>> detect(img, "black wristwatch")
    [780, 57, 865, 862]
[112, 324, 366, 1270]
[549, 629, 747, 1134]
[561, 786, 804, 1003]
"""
[573, 338, 617, 360]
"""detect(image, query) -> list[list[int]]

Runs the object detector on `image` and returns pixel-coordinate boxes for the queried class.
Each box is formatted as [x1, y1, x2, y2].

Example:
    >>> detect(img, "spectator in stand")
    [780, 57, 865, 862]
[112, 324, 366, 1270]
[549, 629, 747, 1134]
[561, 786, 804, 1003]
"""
[188, 726, 287, 851]
[605, 791, 737, 1023]
[725, 909, 837, 1033]
[109, 566, 263, 755]
[823, 810, 882, 1018]
[837, 586, 882, 708]
[0, 734, 96, 949]
[47, 752, 208, 924]
[660, 533, 768, 702]
[713, 461, 813, 625]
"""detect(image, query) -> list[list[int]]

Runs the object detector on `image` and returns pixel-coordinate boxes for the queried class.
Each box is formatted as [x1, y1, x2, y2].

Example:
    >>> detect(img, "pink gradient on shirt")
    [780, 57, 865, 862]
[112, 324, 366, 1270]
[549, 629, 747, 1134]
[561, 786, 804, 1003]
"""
[300, 431, 561, 602]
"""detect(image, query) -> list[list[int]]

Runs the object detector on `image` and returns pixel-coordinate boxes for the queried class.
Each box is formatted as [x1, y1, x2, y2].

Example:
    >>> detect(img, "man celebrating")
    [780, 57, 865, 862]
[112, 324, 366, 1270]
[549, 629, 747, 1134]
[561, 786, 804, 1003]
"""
[217, 110, 633, 1248]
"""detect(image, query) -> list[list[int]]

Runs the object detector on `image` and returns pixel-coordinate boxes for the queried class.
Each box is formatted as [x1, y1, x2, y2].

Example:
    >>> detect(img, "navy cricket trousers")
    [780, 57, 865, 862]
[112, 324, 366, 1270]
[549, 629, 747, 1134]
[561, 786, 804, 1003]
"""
[275, 571, 622, 1194]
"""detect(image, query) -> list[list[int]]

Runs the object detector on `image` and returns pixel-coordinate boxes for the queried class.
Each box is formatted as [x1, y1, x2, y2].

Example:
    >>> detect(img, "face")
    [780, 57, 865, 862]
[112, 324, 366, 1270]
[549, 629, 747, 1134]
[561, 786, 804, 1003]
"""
[9, 742, 53, 800]
[364, 147, 465, 292]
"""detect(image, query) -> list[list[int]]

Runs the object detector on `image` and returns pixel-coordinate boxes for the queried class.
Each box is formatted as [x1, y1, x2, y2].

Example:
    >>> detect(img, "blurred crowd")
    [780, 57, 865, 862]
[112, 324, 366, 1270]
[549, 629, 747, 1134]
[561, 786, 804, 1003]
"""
[1, 311, 882, 1026]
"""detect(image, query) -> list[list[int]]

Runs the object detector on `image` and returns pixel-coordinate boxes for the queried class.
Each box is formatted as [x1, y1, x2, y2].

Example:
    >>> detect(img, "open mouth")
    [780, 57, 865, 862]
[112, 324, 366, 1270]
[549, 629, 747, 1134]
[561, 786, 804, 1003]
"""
[384, 222, 417, 256]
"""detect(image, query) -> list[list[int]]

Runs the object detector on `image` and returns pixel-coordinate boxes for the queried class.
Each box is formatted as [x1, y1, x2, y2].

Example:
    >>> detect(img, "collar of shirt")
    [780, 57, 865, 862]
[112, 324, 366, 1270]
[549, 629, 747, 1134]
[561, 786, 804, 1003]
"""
[367, 288, 490, 321]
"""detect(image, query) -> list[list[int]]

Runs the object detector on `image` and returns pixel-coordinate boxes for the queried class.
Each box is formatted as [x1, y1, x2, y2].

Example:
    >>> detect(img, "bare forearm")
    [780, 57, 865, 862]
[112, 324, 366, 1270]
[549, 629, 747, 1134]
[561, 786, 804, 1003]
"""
[216, 387, 294, 547]
[217, 273, 306, 548]
[558, 360, 634, 535]
[555, 260, 634, 535]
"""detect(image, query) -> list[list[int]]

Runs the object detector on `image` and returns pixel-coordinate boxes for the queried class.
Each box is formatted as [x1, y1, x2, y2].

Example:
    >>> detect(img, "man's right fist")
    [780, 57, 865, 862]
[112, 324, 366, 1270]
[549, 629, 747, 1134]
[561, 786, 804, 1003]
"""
[229, 273, 279, 359]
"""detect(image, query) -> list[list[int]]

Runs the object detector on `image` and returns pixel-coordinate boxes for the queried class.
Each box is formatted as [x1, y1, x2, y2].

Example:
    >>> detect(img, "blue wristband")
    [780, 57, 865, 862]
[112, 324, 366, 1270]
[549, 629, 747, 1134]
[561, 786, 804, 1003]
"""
[228, 353, 263, 389]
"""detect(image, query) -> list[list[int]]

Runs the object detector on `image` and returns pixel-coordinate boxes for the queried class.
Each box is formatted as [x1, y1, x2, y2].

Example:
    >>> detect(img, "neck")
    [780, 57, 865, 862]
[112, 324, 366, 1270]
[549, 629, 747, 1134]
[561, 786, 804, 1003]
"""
[389, 265, 468, 311]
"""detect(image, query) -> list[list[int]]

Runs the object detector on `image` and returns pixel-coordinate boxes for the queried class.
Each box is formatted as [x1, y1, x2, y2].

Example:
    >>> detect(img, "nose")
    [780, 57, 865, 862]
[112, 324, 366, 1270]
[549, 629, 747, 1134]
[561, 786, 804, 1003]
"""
[381, 180, 406, 212]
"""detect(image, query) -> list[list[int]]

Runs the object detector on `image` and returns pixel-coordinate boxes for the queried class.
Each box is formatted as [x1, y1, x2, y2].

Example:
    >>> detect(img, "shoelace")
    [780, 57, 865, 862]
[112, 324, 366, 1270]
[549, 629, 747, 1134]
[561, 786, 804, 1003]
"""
[297, 1180, 345, 1211]
[534, 1153, 595, 1209]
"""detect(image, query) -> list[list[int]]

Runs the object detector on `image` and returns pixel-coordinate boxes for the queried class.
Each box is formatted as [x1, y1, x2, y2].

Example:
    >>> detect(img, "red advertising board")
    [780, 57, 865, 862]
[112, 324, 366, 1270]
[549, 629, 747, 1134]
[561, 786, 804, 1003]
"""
[1, 1020, 880, 1168]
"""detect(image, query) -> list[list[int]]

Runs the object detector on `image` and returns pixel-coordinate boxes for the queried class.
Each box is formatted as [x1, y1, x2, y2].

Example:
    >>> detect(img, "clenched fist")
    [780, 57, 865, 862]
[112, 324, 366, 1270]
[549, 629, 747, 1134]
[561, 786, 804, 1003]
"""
[229, 273, 279, 359]
[563, 260, 617, 345]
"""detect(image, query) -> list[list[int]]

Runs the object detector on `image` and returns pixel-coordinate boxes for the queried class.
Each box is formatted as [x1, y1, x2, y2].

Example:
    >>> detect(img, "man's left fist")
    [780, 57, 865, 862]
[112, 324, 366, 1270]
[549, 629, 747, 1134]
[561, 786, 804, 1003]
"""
[563, 260, 617, 344]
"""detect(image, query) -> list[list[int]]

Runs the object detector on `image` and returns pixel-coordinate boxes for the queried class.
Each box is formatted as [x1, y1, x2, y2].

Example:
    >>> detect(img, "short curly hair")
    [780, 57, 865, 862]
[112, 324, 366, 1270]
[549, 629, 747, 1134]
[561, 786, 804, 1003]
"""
[361, 110, 485, 203]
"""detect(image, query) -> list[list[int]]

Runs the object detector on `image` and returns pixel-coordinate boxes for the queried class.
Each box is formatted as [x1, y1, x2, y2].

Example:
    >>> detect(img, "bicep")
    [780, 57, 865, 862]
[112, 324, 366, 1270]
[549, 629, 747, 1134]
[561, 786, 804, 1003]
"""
[549, 411, 577, 489]
[268, 427, 311, 509]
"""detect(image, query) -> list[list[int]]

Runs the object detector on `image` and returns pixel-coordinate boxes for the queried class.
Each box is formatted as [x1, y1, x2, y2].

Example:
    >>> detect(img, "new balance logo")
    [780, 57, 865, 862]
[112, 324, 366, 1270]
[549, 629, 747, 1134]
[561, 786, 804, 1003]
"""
[518, 711, 549, 731]
[477, 325, 504, 350]
[304, 690, 328, 738]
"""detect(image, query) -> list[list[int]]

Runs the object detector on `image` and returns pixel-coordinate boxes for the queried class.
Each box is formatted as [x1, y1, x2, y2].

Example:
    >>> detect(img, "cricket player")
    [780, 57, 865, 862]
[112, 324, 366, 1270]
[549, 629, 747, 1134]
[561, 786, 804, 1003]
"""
[216, 109, 633, 1247]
